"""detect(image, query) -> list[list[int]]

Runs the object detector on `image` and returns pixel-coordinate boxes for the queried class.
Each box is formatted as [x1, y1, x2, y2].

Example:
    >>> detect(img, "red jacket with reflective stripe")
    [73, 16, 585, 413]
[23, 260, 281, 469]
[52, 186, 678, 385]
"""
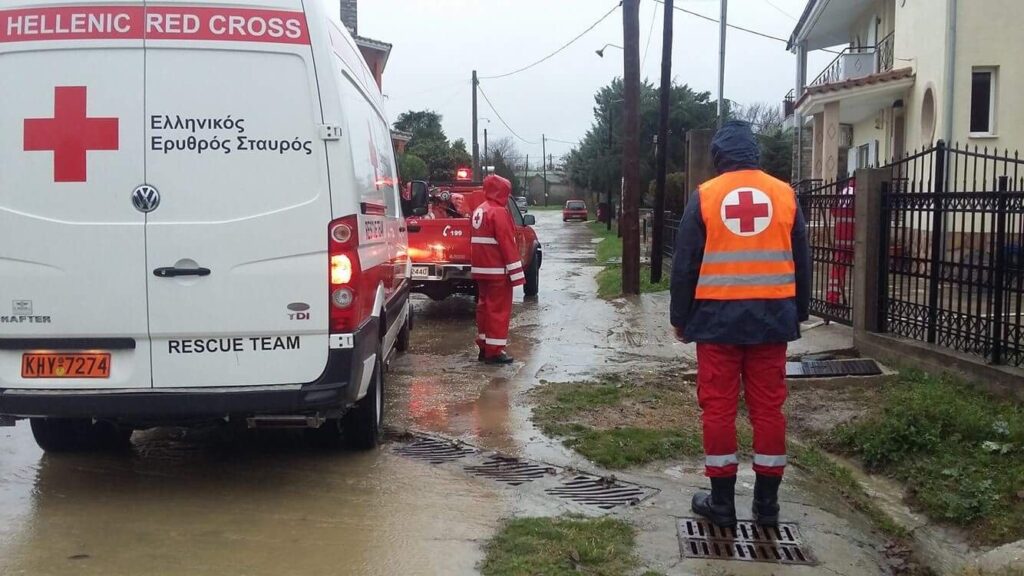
[471, 176, 525, 286]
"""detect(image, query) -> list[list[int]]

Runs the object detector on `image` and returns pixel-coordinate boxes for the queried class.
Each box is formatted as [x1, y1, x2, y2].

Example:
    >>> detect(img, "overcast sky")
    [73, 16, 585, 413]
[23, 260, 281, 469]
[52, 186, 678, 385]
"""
[359, 0, 832, 164]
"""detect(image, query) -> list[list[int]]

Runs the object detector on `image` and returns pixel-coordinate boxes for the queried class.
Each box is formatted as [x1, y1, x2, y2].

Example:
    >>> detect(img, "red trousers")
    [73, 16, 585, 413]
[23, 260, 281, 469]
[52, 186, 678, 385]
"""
[696, 343, 788, 478]
[476, 279, 513, 358]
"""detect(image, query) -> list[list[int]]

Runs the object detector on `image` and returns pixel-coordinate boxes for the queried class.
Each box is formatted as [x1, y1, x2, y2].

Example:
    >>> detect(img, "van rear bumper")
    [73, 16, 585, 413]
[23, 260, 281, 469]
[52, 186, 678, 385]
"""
[0, 322, 378, 423]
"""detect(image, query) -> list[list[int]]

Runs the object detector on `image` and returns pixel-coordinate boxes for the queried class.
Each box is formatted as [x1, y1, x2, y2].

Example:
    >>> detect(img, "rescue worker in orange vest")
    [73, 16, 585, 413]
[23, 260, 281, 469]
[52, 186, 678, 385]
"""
[471, 175, 525, 365]
[670, 121, 811, 528]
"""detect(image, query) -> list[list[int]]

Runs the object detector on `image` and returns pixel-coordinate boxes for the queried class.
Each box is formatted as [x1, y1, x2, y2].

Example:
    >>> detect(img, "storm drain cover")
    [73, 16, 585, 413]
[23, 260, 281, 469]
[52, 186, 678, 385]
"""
[546, 475, 649, 510]
[393, 436, 477, 464]
[465, 455, 558, 485]
[393, 434, 658, 511]
[786, 359, 882, 378]
[677, 518, 816, 566]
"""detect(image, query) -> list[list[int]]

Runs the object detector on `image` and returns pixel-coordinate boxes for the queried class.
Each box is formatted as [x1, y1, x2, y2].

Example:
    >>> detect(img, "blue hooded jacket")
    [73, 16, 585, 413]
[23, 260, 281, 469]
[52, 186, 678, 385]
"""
[670, 120, 811, 344]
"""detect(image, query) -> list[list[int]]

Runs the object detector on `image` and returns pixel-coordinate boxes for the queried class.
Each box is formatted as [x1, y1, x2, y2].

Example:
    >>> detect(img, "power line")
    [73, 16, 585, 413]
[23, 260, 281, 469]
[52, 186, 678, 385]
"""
[641, 0, 658, 69]
[653, 0, 841, 53]
[476, 82, 536, 145]
[761, 0, 797, 21]
[652, 0, 786, 43]
[479, 2, 621, 80]
[546, 137, 580, 146]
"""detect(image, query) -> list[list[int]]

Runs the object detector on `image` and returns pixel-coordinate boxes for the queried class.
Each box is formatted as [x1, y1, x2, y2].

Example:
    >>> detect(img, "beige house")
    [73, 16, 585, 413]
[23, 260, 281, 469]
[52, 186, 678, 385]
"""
[787, 0, 1023, 182]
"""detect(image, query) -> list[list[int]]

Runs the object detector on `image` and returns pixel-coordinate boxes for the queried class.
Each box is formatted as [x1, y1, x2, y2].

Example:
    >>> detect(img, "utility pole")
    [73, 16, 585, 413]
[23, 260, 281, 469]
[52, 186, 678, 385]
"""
[717, 0, 728, 127]
[472, 70, 480, 175]
[484, 128, 488, 169]
[651, 0, 674, 284]
[542, 134, 549, 206]
[524, 154, 529, 200]
[622, 0, 641, 295]
[606, 104, 615, 232]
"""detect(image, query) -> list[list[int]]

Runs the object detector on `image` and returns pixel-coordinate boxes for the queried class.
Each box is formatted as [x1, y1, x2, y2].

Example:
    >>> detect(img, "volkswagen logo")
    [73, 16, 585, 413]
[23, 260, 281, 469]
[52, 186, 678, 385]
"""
[132, 184, 160, 213]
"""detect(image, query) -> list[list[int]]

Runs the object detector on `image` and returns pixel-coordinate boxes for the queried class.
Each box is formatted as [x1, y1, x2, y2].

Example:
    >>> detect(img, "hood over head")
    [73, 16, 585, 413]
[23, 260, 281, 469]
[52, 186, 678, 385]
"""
[711, 120, 761, 174]
[483, 174, 512, 205]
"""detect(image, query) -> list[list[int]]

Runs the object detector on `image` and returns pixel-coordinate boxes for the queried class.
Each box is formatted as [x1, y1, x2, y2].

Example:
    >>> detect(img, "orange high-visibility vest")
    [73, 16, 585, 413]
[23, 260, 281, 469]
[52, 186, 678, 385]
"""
[696, 169, 797, 300]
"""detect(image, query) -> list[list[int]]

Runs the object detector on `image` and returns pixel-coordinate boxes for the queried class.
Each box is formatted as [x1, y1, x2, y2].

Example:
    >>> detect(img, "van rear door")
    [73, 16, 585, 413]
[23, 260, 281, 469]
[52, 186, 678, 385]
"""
[0, 6, 151, 390]
[143, 4, 330, 388]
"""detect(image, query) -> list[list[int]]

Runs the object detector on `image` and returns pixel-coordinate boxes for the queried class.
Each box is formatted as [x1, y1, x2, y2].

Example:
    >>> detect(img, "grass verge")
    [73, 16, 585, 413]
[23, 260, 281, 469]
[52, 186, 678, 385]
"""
[588, 220, 622, 264]
[531, 373, 748, 469]
[587, 221, 670, 298]
[481, 516, 638, 576]
[826, 370, 1024, 546]
[596, 265, 671, 299]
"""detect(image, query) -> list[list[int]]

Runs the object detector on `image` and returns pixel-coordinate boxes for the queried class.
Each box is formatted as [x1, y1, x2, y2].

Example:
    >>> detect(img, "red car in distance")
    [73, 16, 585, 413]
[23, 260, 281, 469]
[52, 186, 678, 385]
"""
[562, 200, 588, 222]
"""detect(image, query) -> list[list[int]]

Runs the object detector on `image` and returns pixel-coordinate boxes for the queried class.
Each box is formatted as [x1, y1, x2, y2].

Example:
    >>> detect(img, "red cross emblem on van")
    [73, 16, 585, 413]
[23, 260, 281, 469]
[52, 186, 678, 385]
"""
[23, 86, 119, 183]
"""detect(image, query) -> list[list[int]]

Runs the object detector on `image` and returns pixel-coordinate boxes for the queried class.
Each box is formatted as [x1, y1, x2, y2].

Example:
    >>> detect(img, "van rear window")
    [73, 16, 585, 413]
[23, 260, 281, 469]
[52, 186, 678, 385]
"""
[566, 201, 585, 210]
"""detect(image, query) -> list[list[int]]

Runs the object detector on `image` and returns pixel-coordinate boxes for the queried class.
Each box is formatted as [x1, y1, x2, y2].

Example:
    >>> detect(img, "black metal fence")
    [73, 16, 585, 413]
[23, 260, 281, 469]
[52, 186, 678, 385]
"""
[881, 141, 1024, 367]
[796, 177, 856, 325]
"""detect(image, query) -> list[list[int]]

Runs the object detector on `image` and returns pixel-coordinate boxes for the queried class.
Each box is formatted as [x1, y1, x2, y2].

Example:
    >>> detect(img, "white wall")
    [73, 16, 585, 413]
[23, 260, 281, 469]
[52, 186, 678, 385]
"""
[950, 1, 1024, 153]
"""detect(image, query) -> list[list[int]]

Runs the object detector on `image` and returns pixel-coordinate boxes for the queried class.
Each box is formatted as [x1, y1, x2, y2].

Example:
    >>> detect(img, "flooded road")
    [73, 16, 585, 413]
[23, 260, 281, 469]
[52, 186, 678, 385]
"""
[0, 210, 662, 576]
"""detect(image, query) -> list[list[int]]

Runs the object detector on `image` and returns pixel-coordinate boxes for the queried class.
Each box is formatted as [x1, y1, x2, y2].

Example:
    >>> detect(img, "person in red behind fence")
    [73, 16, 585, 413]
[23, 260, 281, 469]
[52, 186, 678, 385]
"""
[670, 121, 812, 528]
[827, 179, 855, 305]
[471, 175, 524, 365]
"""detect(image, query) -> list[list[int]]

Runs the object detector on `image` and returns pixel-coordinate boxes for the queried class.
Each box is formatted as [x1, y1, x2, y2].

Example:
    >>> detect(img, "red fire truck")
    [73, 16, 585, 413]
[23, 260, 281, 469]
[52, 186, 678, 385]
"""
[404, 172, 541, 301]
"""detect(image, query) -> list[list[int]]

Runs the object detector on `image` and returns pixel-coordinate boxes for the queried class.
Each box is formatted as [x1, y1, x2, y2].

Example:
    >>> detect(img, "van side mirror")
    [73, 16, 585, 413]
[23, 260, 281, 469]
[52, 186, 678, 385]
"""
[523, 214, 536, 226]
[405, 181, 429, 217]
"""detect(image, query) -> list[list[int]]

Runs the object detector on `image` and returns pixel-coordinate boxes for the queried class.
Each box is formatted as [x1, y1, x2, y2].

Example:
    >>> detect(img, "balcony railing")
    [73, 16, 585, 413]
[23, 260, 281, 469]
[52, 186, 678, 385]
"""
[783, 88, 796, 118]
[809, 32, 896, 89]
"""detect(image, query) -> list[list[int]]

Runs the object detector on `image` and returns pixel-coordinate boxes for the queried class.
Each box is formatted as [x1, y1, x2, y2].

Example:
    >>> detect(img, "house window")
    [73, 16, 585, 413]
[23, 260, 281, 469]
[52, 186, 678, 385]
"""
[970, 67, 997, 135]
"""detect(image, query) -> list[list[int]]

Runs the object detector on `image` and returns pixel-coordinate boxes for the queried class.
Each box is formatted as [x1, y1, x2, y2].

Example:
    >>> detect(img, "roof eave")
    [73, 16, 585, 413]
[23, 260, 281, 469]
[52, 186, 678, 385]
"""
[787, 0, 821, 51]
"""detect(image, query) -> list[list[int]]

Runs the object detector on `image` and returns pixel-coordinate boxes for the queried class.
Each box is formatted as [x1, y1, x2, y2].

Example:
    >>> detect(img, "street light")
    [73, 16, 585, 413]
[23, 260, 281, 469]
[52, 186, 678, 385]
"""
[595, 43, 623, 58]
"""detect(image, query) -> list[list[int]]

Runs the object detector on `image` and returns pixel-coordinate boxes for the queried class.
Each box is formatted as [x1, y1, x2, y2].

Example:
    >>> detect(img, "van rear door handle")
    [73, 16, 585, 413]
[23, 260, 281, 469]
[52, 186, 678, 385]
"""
[153, 267, 211, 278]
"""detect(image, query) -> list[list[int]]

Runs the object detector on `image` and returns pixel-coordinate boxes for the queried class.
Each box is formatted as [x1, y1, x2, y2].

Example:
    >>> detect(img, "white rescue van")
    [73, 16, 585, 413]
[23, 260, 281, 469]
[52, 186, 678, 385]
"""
[0, 0, 412, 451]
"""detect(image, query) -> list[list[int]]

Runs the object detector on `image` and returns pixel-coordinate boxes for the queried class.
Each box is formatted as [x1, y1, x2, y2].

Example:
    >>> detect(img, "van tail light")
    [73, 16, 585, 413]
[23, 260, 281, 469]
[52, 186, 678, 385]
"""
[329, 216, 362, 332]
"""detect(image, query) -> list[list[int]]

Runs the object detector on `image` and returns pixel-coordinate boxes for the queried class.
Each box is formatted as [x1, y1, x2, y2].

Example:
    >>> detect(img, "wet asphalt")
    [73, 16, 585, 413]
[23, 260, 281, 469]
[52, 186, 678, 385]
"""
[0, 209, 662, 576]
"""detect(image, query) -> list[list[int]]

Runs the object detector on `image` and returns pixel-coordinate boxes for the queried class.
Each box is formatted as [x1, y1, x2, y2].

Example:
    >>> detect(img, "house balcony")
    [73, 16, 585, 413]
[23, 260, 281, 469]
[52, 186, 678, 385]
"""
[809, 32, 895, 90]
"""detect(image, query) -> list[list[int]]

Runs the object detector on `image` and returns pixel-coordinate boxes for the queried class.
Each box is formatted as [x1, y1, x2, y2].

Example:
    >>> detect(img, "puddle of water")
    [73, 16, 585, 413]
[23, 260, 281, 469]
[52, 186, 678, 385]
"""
[0, 423, 502, 576]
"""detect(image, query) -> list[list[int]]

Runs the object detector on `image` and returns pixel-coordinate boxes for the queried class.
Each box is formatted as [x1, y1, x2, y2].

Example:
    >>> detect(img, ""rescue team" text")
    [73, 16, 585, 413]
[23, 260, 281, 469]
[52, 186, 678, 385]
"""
[168, 336, 301, 354]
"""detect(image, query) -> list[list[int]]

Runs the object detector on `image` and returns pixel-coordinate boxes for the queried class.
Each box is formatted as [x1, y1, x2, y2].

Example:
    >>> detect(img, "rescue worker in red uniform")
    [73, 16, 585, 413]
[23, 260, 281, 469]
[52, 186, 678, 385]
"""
[471, 175, 525, 365]
[670, 121, 811, 528]
[827, 179, 855, 305]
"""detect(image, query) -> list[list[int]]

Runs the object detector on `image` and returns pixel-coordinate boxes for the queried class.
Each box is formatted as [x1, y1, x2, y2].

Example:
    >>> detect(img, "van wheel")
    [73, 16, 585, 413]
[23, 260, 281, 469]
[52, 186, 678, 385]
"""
[29, 418, 132, 453]
[524, 253, 540, 297]
[342, 347, 384, 450]
[396, 307, 412, 353]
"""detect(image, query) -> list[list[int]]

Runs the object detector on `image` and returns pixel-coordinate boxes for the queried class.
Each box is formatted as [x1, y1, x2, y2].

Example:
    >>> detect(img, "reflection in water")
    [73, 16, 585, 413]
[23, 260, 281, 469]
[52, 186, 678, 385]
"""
[0, 424, 501, 576]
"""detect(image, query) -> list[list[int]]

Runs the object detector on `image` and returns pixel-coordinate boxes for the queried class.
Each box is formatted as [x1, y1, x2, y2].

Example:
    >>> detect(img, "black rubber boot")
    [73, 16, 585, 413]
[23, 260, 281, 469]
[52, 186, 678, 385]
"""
[752, 474, 782, 526]
[484, 352, 514, 365]
[691, 476, 737, 528]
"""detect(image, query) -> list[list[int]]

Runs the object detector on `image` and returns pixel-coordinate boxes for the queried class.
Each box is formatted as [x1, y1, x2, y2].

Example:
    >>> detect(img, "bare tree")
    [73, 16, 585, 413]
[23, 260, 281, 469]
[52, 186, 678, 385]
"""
[490, 136, 522, 169]
[736, 102, 785, 134]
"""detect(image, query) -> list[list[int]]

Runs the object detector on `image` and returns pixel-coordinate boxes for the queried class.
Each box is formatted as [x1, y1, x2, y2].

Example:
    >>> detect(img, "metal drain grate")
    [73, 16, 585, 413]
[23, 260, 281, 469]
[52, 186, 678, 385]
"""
[394, 437, 476, 464]
[464, 455, 558, 486]
[678, 518, 816, 566]
[545, 475, 648, 509]
[786, 359, 882, 378]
